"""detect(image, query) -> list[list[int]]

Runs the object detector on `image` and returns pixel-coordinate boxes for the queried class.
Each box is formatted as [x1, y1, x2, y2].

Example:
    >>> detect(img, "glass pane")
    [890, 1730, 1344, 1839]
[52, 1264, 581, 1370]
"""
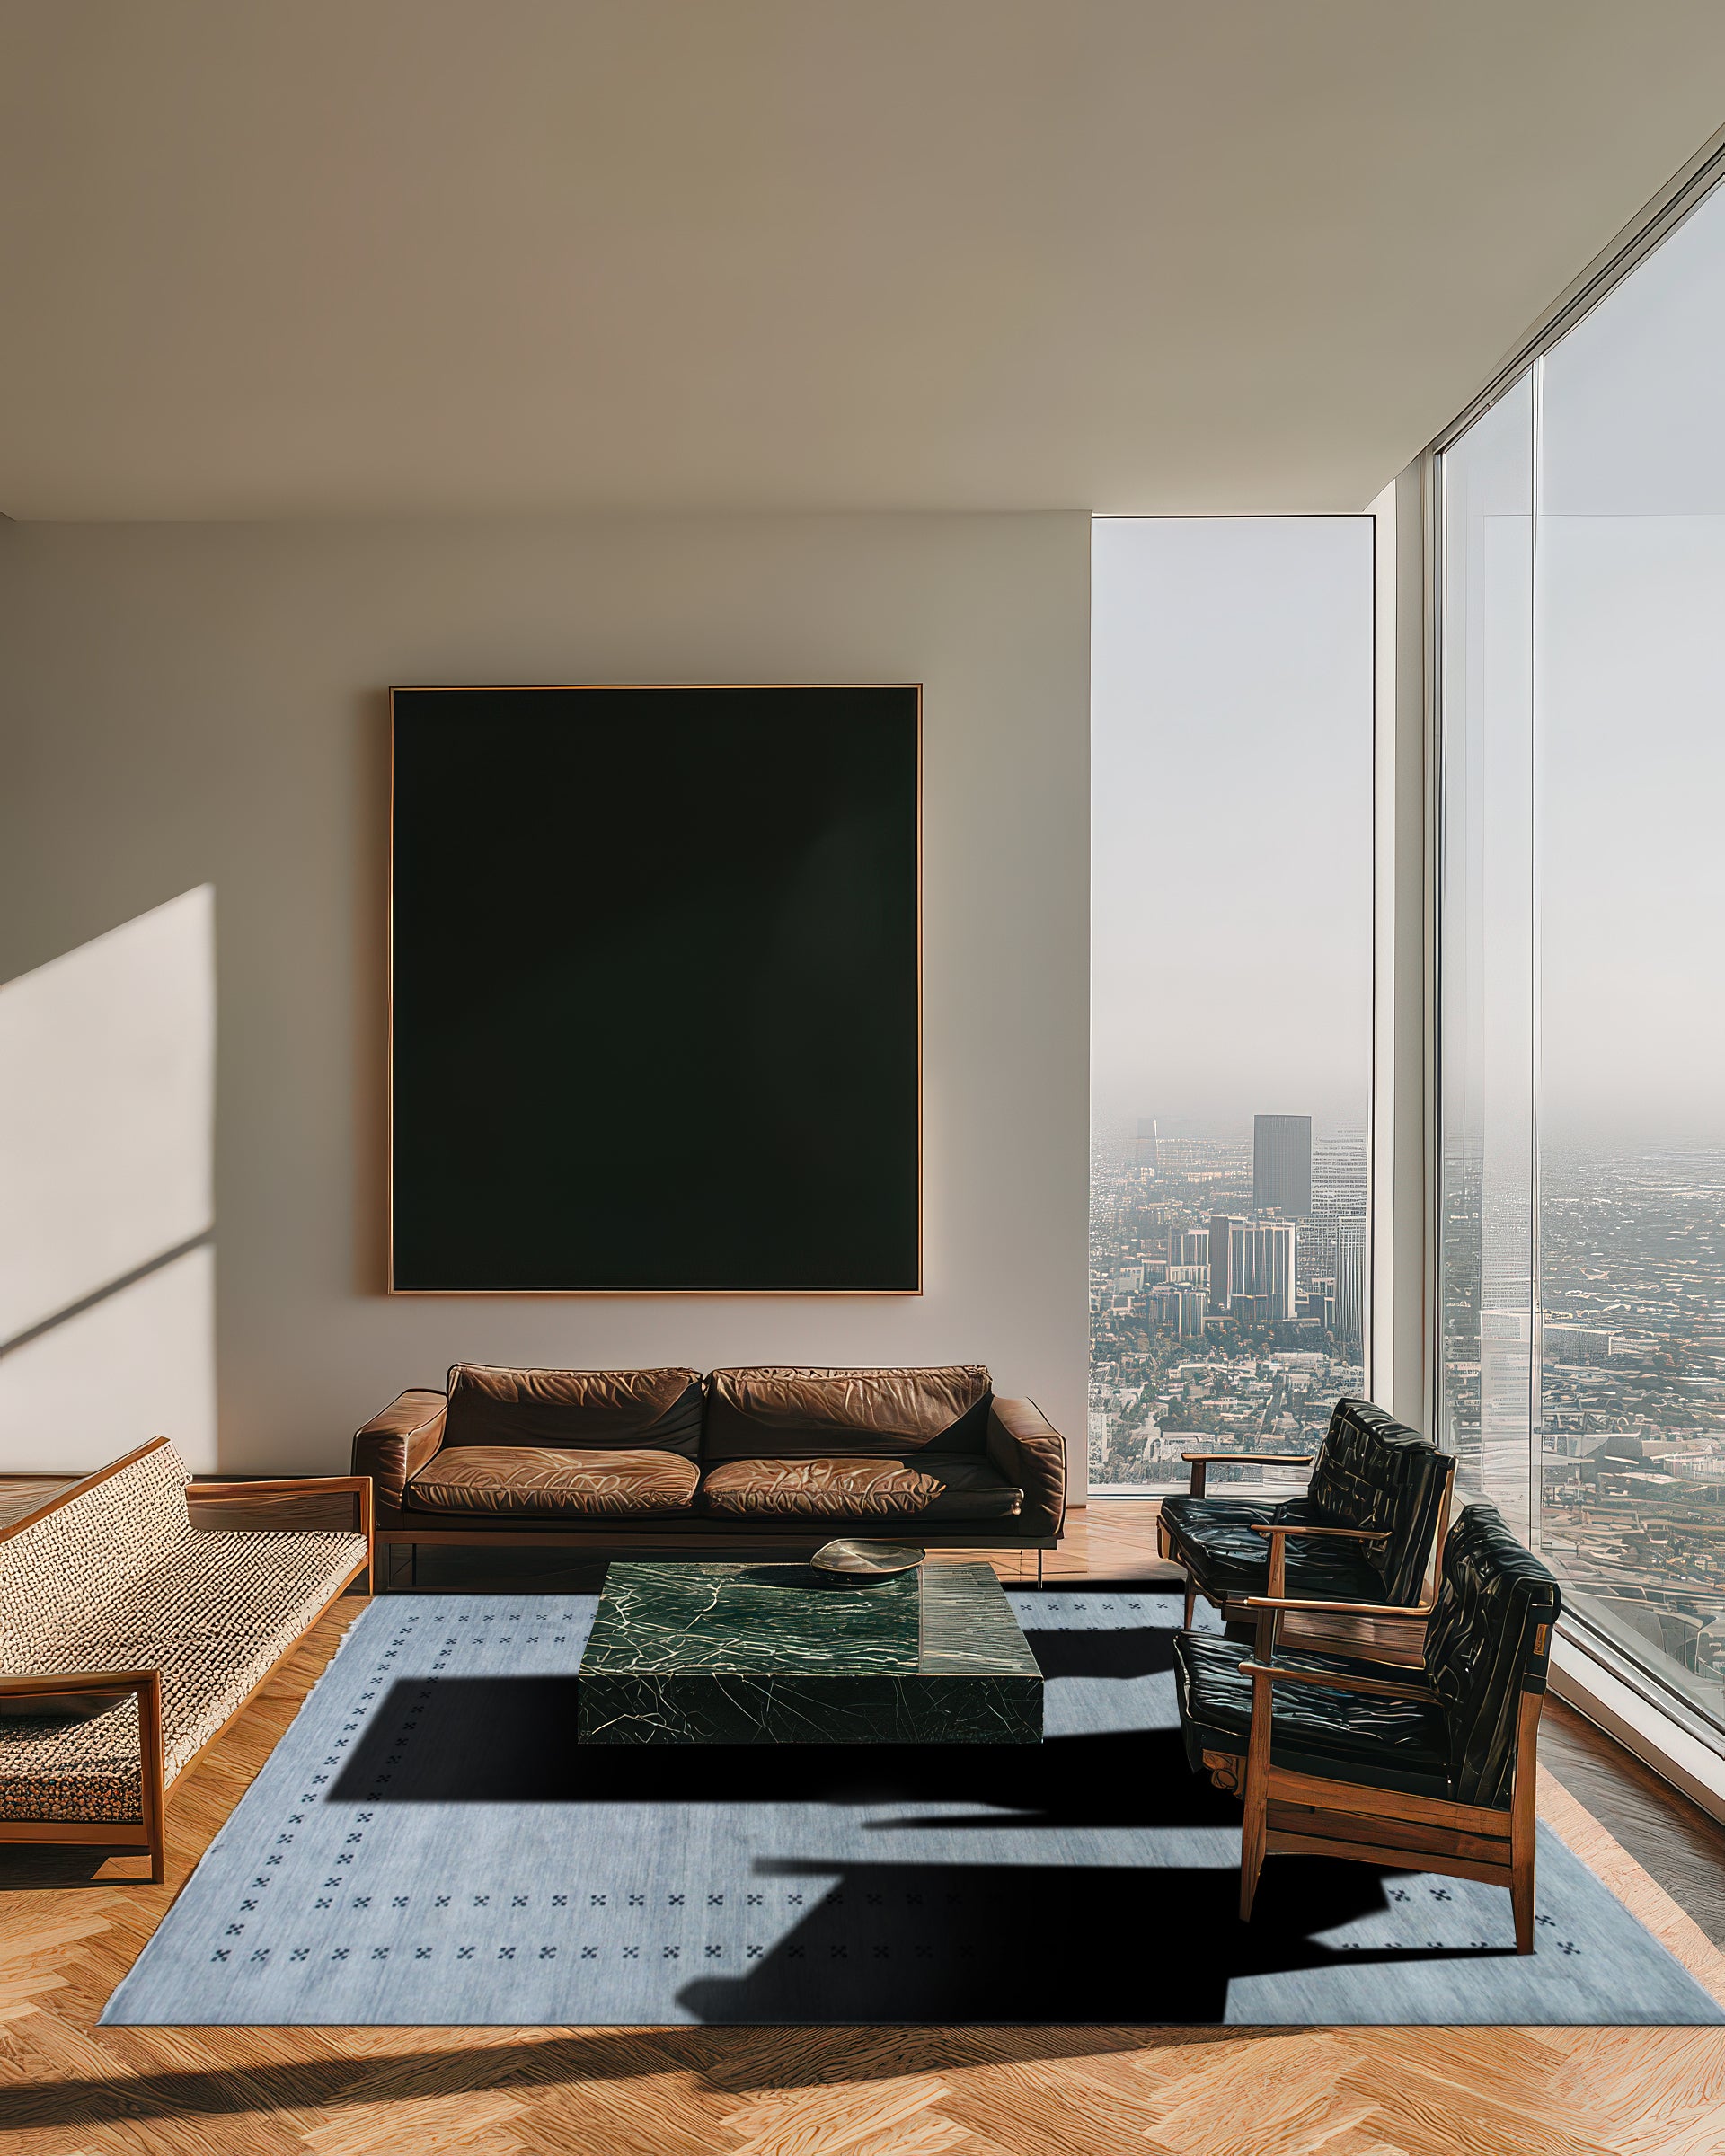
[1535, 183, 1725, 1726]
[1437, 377, 1536, 1538]
[1089, 518, 1374, 1492]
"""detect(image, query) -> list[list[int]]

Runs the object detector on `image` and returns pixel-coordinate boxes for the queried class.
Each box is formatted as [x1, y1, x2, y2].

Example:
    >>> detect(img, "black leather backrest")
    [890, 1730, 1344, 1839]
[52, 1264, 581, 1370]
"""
[1422, 1501, 1561, 1808]
[1304, 1398, 1454, 1604]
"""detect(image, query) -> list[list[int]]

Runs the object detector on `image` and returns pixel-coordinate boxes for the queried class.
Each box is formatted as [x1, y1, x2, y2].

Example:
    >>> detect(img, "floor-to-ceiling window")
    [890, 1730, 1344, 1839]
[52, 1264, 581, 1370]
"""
[1437, 172, 1725, 1734]
[1090, 518, 1375, 1492]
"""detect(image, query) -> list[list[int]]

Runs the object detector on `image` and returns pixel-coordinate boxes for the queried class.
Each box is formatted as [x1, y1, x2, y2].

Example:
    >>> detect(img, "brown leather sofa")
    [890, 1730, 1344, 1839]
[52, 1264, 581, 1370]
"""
[352, 1363, 1066, 1563]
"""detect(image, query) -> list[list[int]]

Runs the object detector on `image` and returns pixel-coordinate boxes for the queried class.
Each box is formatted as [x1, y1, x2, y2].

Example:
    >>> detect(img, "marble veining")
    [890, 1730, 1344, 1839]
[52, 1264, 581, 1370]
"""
[578, 1560, 1042, 1745]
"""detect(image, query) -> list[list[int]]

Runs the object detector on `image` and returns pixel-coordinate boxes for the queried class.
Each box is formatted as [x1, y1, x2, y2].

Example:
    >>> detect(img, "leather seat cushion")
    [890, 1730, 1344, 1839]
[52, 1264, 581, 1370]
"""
[405, 1446, 699, 1517]
[1172, 1630, 1453, 1799]
[700, 1453, 1022, 1523]
[1158, 1494, 1386, 1604]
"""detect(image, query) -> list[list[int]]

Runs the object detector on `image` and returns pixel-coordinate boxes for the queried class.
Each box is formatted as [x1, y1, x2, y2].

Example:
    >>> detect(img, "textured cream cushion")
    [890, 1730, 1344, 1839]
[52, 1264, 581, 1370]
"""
[0, 1443, 365, 1823]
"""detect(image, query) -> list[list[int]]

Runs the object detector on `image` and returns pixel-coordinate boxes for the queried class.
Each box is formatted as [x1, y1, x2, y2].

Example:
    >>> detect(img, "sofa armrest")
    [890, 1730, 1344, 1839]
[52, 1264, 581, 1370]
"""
[351, 1391, 447, 1515]
[188, 1474, 374, 1551]
[987, 1397, 1066, 1540]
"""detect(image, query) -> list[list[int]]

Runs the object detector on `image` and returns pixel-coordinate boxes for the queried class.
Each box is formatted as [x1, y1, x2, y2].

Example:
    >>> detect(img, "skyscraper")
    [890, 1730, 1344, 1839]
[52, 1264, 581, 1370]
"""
[1309, 1135, 1367, 1301]
[1335, 1215, 1367, 1351]
[1313, 1135, 1367, 1215]
[1237, 1219, 1297, 1320]
[1254, 1114, 1313, 1214]
[1208, 1215, 1243, 1307]
[1134, 1117, 1159, 1173]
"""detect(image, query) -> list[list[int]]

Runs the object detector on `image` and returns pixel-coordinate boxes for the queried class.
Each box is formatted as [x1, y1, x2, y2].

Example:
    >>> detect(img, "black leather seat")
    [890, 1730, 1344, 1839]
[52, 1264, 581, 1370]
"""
[1158, 1398, 1454, 1614]
[1173, 1632, 1451, 1797]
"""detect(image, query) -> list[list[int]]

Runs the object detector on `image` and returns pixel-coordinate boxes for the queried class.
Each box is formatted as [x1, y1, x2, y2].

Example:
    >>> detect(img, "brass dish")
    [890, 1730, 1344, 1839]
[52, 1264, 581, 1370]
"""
[809, 1538, 926, 1585]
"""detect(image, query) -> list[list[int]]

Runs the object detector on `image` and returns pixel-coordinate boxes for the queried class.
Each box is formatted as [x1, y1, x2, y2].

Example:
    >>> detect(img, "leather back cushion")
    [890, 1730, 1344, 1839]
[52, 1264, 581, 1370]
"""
[442, 1365, 705, 1457]
[1423, 1501, 1561, 1807]
[1305, 1397, 1453, 1604]
[703, 1365, 993, 1459]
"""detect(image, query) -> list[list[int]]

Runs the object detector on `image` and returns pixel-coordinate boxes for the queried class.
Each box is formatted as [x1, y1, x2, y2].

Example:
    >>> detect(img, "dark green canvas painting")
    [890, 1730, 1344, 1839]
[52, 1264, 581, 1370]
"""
[389, 685, 920, 1292]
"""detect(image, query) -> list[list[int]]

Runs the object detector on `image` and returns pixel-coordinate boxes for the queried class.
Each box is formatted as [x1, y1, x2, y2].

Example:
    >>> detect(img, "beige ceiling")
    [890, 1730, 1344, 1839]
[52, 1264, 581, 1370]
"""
[3, 1, 1723, 520]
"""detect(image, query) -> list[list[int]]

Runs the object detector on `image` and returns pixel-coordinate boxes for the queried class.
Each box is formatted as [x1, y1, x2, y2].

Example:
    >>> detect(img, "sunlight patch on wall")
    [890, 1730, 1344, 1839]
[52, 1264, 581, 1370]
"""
[0, 887, 216, 1471]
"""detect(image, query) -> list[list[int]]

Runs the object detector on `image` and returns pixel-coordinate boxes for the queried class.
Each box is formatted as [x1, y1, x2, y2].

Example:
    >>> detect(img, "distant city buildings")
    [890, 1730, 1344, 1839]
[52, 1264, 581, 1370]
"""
[1091, 1112, 1370, 1492]
[1100, 1114, 1725, 1716]
[1545, 1322, 1623, 1364]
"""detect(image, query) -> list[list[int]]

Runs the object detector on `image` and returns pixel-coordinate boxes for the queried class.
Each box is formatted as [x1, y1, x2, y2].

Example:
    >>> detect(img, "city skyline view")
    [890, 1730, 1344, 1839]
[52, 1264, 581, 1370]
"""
[1090, 1111, 1368, 1489]
[1090, 517, 1374, 1488]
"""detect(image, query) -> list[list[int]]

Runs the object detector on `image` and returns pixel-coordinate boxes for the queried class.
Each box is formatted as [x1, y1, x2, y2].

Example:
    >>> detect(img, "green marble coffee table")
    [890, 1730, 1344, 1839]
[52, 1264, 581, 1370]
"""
[576, 1559, 1043, 1745]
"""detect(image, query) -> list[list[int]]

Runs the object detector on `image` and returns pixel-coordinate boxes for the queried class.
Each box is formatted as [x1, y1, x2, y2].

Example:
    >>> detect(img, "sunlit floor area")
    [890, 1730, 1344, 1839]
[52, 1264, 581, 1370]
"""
[5, 1504, 1725, 2156]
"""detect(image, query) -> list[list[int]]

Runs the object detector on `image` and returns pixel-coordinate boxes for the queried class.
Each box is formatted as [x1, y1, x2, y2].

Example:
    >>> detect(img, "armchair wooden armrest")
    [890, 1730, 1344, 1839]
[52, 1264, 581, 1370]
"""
[1247, 1524, 1389, 1540]
[1243, 1591, 1435, 1618]
[1179, 1451, 1314, 1498]
[1250, 1519, 1390, 1600]
[0, 1668, 165, 1881]
[1235, 1657, 1436, 1703]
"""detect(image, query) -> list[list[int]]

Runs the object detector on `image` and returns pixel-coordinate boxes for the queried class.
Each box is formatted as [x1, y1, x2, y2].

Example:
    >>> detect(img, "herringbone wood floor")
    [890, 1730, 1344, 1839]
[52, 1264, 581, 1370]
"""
[6, 1506, 1725, 2155]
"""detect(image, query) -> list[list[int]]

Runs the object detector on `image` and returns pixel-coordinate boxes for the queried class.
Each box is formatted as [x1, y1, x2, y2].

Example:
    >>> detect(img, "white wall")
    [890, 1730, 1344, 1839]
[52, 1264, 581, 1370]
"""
[0, 515, 1090, 1482]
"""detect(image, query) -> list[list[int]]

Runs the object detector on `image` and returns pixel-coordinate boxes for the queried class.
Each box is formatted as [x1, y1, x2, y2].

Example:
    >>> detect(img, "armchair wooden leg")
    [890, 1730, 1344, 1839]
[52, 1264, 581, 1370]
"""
[1183, 1583, 1196, 1630]
[1239, 1782, 1267, 1922]
[1238, 1665, 1273, 1922]
[1509, 1687, 1541, 1952]
[1511, 1851, 1534, 1954]
[137, 1672, 166, 1886]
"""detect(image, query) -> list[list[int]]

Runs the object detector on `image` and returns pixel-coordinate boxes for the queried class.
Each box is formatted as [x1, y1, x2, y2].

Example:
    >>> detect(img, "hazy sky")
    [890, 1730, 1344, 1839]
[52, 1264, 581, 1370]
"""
[1448, 180, 1725, 1149]
[1092, 177, 1725, 1153]
[1091, 516, 1373, 1140]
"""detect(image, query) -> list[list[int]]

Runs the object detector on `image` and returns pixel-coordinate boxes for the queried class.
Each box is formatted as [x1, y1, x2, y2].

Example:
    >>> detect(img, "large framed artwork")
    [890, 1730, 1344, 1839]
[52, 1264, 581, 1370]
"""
[388, 684, 921, 1293]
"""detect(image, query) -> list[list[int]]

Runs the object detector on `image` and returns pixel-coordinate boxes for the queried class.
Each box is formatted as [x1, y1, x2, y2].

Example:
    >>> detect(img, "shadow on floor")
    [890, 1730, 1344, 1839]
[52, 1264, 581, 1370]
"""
[0, 2022, 1239, 2134]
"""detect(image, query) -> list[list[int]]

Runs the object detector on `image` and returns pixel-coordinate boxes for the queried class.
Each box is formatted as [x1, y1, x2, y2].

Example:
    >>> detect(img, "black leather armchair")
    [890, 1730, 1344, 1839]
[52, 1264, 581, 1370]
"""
[1172, 1500, 1561, 1951]
[1156, 1397, 1456, 1628]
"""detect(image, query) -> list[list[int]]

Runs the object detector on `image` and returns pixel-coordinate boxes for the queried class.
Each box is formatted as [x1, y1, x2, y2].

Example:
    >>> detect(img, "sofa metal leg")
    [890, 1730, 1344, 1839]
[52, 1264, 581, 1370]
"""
[410, 1542, 418, 1590]
[1036, 1549, 1044, 1589]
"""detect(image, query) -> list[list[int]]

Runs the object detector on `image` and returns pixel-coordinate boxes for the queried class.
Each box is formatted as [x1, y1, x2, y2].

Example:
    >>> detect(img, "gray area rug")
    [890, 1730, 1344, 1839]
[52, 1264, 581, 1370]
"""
[103, 1586, 1724, 2025]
